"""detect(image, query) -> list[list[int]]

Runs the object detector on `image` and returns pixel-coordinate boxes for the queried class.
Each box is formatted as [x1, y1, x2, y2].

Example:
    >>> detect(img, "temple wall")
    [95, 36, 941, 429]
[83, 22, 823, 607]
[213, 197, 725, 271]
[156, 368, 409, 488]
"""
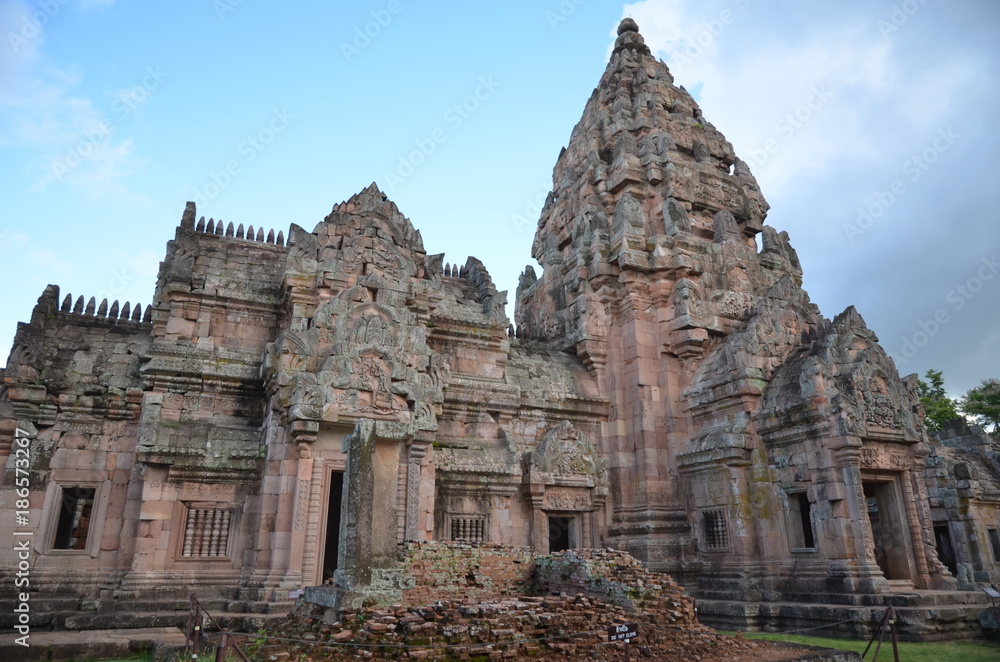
[0, 288, 151, 596]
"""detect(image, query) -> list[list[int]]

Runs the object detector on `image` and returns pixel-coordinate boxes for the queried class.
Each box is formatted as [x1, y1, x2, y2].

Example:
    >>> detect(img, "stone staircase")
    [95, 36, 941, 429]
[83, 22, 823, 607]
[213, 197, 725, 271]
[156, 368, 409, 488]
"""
[0, 592, 295, 660]
[696, 589, 992, 641]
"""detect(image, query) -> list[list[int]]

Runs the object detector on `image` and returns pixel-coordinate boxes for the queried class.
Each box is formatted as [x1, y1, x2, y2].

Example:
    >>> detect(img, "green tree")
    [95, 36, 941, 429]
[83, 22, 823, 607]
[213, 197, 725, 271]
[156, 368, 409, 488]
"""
[962, 378, 1000, 433]
[917, 369, 961, 432]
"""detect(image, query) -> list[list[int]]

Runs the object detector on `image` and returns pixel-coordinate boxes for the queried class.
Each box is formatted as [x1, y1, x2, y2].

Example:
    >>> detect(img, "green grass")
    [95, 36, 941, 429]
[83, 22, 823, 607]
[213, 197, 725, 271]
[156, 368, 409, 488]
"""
[740, 632, 1000, 662]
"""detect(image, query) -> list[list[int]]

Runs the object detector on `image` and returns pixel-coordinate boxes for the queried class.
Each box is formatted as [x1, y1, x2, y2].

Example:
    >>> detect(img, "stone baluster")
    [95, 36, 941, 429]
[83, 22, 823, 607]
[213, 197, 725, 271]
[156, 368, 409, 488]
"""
[209, 509, 221, 556]
[183, 508, 197, 556]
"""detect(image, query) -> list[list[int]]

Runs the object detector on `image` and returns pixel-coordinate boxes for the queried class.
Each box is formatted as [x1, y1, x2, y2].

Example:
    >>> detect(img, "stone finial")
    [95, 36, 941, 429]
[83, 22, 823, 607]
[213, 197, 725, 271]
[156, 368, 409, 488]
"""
[276, 230, 285, 246]
[181, 201, 196, 230]
[108, 300, 119, 319]
[614, 17, 651, 56]
[132, 303, 142, 322]
[97, 298, 109, 317]
[256, 227, 265, 242]
[215, 220, 224, 235]
[73, 295, 84, 314]
[29, 284, 61, 327]
[142, 305, 152, 323]
[206, 218, 215, 234]
[85, 296, 96, 315]
[237, 223, 245, 239]
[266, 229, 275, 244]
[226, 221, 235, 237]
[196, 216, 206, 233]
[61, 294, 72, 312]
[618, 17, 639, 35]
[121, 302, 131, 321]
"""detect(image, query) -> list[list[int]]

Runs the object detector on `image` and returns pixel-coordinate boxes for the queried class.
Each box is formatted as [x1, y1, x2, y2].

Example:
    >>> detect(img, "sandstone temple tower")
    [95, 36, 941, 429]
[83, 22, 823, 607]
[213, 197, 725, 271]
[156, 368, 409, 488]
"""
[1, 19, 997, 635]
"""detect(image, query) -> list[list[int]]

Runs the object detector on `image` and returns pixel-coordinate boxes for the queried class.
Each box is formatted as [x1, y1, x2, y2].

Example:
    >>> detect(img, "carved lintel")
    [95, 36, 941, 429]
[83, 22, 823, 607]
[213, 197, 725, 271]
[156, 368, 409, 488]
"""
[542, 486, 592, 511]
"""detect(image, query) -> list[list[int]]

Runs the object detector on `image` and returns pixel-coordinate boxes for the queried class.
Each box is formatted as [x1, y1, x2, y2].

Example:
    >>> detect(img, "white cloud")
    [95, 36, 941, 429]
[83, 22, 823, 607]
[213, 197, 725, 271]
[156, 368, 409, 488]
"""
[0, 0, 142, 200]
[0, 228, 29, 250]
[618, 0, 978, 198]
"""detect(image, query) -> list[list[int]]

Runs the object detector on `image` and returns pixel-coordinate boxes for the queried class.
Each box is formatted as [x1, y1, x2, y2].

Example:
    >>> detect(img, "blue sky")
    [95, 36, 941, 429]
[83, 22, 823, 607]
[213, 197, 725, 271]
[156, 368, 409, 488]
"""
[1, 0, 998, 397]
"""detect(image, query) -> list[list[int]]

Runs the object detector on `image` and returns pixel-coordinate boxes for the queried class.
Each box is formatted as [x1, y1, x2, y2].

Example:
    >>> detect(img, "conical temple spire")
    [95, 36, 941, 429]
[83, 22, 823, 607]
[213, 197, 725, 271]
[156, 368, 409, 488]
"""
[516, 16, 776, 344]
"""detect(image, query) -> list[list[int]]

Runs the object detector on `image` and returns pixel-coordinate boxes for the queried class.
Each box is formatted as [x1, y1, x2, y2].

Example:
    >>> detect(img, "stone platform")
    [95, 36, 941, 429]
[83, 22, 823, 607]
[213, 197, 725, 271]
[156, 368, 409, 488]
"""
[0, 627, 187, 662]
[697, 588, 992, 641]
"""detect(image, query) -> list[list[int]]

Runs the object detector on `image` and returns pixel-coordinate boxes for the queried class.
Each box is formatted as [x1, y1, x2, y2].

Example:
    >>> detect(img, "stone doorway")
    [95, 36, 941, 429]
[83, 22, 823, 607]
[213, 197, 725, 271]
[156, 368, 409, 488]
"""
[862, 479, 913, 582]
[548, 516, 573, 553]
[321, 470, 344, 584]
[933, 524, 958, 576]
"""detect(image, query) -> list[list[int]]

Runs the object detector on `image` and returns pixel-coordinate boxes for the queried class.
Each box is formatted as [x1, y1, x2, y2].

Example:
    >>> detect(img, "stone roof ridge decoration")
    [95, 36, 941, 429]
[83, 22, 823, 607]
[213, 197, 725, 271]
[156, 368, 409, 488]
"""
[678, 411, 752, 465]
[463, 256, 509, 326]
[57, 292, 151, 324]
[427, 256, 487, 281]
[758, 299, 925, 444]
[686, 274, 820, 402]
[21, 283, 150, 328]
[323, 182, 425, 254]
[934, 418, 998, 450]
[4, 285, 61, 380]
[527, 420, 608, 485]
[180, 201, 286, 246]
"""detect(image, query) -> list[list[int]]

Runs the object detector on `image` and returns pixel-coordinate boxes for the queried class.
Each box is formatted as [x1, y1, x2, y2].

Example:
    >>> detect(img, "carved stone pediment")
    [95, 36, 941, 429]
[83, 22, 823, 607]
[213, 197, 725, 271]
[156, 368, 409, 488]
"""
[265, 283, 449, 432]
[526, 420, 607, 487]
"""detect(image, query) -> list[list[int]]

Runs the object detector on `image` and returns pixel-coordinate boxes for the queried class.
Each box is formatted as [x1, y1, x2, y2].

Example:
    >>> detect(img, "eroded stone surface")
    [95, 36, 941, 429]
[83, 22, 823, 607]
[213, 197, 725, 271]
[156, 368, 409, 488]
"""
[0, 19, 996, 641]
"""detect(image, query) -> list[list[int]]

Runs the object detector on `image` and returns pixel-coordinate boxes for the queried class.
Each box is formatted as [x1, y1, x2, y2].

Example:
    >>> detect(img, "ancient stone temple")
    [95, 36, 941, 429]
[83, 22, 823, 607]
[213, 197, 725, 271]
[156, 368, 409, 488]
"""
[1, 19, 997, 637]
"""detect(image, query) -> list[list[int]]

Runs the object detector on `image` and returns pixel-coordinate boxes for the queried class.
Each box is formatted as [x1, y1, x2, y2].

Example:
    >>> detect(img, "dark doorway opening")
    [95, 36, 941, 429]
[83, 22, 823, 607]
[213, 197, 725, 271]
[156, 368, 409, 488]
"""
[863, 482, 890, 577]
[862, 480, 913, 581]
[934, 524, 958, 575]
[54, 486, 96, 550]
[796, 492, 815, 549]
[548, 516, 571, 553]
[322, 471, 344, 584]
